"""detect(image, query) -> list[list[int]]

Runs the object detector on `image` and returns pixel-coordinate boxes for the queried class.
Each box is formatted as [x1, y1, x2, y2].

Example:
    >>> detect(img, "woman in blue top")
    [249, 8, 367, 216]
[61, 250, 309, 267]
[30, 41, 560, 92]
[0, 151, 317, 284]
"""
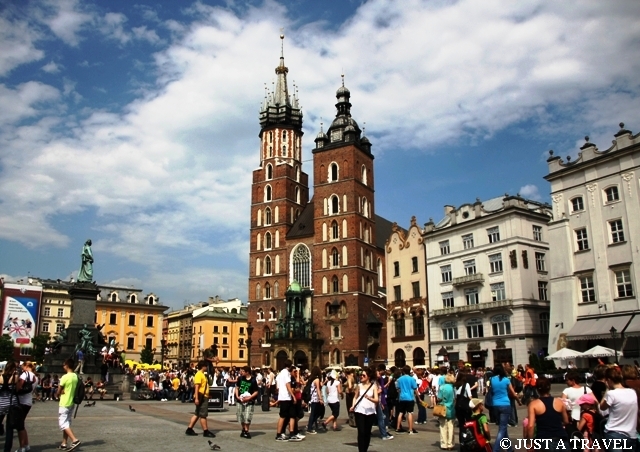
[437, 373, 456, 450]
[489, 364, 521, 452]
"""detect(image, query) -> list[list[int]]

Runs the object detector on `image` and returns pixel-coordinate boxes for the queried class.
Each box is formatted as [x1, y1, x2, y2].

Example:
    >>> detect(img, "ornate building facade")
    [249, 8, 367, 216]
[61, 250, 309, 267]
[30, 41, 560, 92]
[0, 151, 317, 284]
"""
[247, 37, 389, 370]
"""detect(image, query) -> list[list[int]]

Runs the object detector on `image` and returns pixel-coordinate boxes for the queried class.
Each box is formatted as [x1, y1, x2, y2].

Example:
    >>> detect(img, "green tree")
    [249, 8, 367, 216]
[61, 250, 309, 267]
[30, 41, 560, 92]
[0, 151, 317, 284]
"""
[140, 344, 154, 365]
[31, 334, 50, 363]
[0, 335, 15, 362]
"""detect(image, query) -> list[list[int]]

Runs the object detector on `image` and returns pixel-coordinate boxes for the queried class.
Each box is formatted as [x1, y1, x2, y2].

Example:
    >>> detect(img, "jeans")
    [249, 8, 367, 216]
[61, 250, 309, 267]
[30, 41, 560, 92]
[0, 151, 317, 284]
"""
[509, 397, 518, 425]
[355, 412, 376, 452]
[307, 402, 322, 431]
[493, 405, 513, 452]
[417, 394, 427, 423]
[604, 430, 636, 452]
[376, 402, 390, 438]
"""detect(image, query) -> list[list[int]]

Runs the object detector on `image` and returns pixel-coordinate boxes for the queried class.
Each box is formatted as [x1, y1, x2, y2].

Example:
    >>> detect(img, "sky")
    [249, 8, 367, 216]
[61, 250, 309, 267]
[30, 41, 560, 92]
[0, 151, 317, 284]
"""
[1, 0, 639, 310]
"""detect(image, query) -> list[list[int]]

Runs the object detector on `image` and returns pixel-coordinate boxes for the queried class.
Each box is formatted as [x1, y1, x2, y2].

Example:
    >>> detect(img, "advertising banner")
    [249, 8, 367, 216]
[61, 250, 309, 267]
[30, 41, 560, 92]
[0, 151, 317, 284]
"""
[1, 283, 42, 346]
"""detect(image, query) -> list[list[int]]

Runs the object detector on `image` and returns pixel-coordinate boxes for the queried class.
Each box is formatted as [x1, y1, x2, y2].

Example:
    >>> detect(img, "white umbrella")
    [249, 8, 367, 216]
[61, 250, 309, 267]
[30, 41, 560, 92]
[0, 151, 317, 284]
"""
[579, 345, 623, 358]
[545, 348, 582, 360]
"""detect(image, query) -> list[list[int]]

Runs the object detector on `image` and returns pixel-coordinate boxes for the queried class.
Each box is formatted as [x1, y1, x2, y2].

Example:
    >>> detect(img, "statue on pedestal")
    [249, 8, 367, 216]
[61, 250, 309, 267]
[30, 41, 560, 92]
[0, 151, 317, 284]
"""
[75, 324, 97, 356]
[77, 239, 94, 282]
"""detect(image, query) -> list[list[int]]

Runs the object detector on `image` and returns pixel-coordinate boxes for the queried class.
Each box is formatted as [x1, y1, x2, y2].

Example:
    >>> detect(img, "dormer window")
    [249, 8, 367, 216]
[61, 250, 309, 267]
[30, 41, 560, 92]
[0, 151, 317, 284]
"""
[148, 296, 154, 305]
[129, 294, 137, 304]
[111, 293, 117, 302]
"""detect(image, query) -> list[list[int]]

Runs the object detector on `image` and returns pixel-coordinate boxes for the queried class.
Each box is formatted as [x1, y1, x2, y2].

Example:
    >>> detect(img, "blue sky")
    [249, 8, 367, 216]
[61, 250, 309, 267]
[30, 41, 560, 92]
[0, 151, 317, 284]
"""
[1, 0, 639, 310]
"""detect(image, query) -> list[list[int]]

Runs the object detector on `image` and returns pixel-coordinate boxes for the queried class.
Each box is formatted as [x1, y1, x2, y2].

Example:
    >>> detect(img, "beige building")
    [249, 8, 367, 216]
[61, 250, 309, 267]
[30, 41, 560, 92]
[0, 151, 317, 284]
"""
[192, 304, 248, 367]
[424, 195, 552, 368]
[546, 124, 640, 360]
[385, 217, 429, 367]
[39, 279, 73, 336]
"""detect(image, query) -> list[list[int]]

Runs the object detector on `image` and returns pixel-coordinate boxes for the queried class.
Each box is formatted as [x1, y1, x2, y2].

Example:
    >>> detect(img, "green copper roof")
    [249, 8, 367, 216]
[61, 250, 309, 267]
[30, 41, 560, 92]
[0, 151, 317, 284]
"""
[287, 280, 302, 293]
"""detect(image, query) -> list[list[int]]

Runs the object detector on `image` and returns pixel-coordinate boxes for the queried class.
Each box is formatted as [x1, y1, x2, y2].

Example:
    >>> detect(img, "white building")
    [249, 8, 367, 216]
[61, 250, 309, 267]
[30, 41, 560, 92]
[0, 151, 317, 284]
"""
[385, 217, 429, 368]
[424, 195, 552, 368]
[546, 124, 640, 360]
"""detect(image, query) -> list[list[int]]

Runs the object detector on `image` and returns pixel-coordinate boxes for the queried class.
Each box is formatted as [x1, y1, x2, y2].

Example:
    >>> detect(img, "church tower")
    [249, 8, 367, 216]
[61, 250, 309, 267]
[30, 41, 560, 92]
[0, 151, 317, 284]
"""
[247, 35, 310, 365]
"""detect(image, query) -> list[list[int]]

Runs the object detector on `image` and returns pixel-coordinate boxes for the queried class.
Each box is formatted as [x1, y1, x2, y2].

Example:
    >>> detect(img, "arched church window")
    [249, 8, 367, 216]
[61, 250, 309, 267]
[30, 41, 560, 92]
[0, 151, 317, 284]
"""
[361, 165, 367, 185]
[331, 221, 339, 239]
[265, 185, 272, 202]
[283, 130, 287, 140]
[331, 196, 339, 215]
[268, 146, 273, 158]
[291, 244, 311, 288]
[265, 207, 272, 226]
[295, 187, 300, 203]
[256, 284, 261, 300]
[264, 283, 271, 299]
[330, 163, 338, 182]
[264, 256, 272, 275]
[265, 232, 272, 250]
[269, 131, 273, 143]
[332, 248, 339, 268]
[257, 308, 264, 320]
[282, 145, 286, 156]
[266, 164, 273, 180]
[296, 166, 300, 182]
[274, 281, 279, 298]
[332, 276, 339, 293]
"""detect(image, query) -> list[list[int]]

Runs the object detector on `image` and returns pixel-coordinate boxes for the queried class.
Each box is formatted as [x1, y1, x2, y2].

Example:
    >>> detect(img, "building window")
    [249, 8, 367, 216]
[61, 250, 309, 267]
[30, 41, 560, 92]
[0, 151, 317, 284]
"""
[605, 186, 619, 203]
[42, 322, 50, 333]
[331, 221, 339, 239]
[492, 320, 511, 336]
[538, 281, 548, 301]
[222, 337, 228, 345]
[44, 307, 50, 317]
[127, 337, 134, 350]
[579, 276, 595, 302]
[239, 350, 244, 359]
[394, 285, 402, 301]
[111, 293, 117, 302]
[265, 207, 272, 225]
[146, 338, 154, 349]
[269, 308, 276, 320]
[332, 276, 339, 293]
[222, 349, 228, 358]
[393, 261, 400, 277]
[412, 256, 419, 273]
[130, 294, 137, 303]
[491, 282, 506, 301]
[394, 314, 405, 337]
[266, 164, 272, 180]
[442, 291, 454, 308]
[571, 197, 584, 212]
[466, 323, 484, 338]
[465, 288, 479, 305]
[462, 234, 474, 249]
[146, 316, 154, 327]
[332, 325, 341, 339]
[109, 313, 117, 324]
[489, 253, 503, 273]
[265, 185, 272, 202]
[413, 311, 425, 336]
[614, 269, 634, 298]
[610, 219, 625, 243]
[331, 196, 339, 214]
[257, 309, 264, 321]
[128, 314, 136, 326]
[332, 248, 339, 267]
[264, 283, 271, 299]
[57, 308, 64, 317]
[533, 225, 543, 241]
[539, 312, 550, 335]
[442, 326, 458, 340]
[330, 163, 338, 182]
[56, 323, 65, 333]
[535, 252, 546, 272]
[441, 265, 452, 283]
[439, 240, 450, 255]
[291, 244, 311, 288]
[576, 228, 589, 251]
[487, 226, 500, 243]
[214, 326, 219, 333]
[222, 326, 228, 334]
[412, 281, 420, 298]
[265, 232, 272, 250]
[265, 256, 272, 275]
[464, 259, 476, 275]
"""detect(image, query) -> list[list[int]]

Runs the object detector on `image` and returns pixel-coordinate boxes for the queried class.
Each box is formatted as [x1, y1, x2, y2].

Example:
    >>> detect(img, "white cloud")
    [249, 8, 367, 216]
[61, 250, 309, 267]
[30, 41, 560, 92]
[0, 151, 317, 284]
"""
[519, 184, 542, 201]
[41, 61, 61, 73]
[40, 0, 94, 46]
[0, 82, 60, 125]
[0, 15, 44, 76]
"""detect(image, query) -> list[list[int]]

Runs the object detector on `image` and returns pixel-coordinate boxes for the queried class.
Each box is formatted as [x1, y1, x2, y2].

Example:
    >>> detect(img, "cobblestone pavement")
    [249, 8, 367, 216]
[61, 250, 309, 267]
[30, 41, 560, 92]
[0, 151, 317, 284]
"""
[21, 396, 533, 452]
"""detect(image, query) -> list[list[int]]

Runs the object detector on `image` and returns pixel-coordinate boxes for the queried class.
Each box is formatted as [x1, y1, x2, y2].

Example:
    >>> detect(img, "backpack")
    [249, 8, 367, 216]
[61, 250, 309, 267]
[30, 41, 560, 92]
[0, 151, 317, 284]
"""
[73, 374, 86, 405]
[16, 372, 33, 395]
[460, 417, 488, 452]
[302, 379, 313, 403]
[387, 378, 398, 403]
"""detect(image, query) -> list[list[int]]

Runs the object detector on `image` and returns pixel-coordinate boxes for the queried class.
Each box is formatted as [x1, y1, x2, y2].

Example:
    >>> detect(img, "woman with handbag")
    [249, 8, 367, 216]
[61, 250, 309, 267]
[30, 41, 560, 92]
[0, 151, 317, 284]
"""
[306, 366, 324, 434]
[455, 373, 472, 443]
[350, 367, 379, 452]
[437, 373, 456, 450]
[0, 361, 22, 452]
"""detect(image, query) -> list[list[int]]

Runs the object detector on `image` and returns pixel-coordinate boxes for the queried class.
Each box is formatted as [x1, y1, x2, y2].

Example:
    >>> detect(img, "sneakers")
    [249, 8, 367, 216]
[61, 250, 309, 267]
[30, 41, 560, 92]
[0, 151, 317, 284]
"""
[67, 441, 81, 451]
[409, 429, 418, 435]
[185, 428, 198, 436]
[306, 429, 317, 434]
[288, 434, 305, 442]
[383, 435, 394, 440]
[241, 430, 251, 439]
[203, 430, 216, 438]
[275, 434, 289, 441]
[395, 428, 407, 433]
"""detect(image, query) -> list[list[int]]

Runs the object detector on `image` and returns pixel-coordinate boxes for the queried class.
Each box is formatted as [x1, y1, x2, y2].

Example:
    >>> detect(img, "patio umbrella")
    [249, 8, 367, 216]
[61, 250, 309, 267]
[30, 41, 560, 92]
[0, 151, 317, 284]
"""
[545, 348, 582, 360]
[579, 345, 622, 358]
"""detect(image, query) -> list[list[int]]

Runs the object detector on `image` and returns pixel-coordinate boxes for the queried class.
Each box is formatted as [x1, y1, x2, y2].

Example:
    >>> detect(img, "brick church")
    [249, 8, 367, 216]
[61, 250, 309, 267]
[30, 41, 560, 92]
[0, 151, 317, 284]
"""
[247, 36, 392, 370]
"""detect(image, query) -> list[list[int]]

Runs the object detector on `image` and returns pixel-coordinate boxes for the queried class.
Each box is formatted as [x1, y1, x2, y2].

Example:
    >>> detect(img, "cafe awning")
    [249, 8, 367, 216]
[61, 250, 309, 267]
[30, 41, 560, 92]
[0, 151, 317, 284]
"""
[623, 315, 640, 338]
[566, 315, 633, 341]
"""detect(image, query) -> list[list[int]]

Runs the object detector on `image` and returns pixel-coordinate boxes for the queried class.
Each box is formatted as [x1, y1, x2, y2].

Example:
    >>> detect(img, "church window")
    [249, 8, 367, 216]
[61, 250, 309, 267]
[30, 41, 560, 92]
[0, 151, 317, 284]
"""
[342, 219, 347, 238]
[322, 277, 328, 294]
[255, 284, 261, 300]
[377, 259, 383, 287]
[295, 209, 299, 220]
[257, 309, 264, 321]
[343, 194, 347, 211]
[362, 198, 369, 217]
[257, 233, 261, 250]
[265, 232, 272, 250]
[322, 249, 327, 268]
[275, 255, 280, 273]
[264, 256, 272, 275]
[265, 185, 272, 202]
[282, 145, 286, 156]
[331, 196, 339, 215]
[361, 165, 367, 185]
[283, 130, 287, 140]
[367, 278, 373, 294]
[332, 248, 339, 268]
[291, 244, 311, 288]
[333, 326, 340, 338]
[257, 209, 262, 226]
[342, 246, 348, 265]
[269, 131, 273, 143]
[269, 308, 276, 320]
[265, 207, 272, 225]
[295, 187, 300, 203]
[330, 163, 338, 182]
[268, 146, 273, 158]
[266, 164, 273, 180]
[332, 276, 339, 293]
[342, 274, 348, 292]
[332, 221, 339, 240]
[274, 206, 279, 222]
[275, 230, 279, 247]
[264, 283, 271, 299]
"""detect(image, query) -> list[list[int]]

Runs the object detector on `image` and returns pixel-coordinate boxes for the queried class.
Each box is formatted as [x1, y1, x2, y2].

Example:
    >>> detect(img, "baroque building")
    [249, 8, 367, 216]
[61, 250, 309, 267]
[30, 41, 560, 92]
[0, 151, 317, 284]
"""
[546, 125, 640, 359]
[423, 195, 552, 368]
[247, 37, 389, 370]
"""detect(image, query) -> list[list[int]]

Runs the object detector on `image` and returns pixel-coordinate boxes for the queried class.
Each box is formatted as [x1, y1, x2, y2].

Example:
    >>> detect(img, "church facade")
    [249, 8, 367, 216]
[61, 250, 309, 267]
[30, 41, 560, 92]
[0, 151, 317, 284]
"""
[247, 38, 389, 370]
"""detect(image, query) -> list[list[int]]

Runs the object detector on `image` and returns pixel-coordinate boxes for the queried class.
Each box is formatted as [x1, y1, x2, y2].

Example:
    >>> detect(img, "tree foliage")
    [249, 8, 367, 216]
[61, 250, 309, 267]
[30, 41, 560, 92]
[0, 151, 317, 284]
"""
[140, 344, 154, 365]
[0, 335, 15, 362]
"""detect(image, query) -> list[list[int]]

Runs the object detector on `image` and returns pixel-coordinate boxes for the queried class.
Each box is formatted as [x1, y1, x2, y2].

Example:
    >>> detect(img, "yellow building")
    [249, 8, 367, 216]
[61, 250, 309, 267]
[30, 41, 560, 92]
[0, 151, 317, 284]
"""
[39, 279, 73, 336]
[192, 305, 248, 367]
[165, 302, 208, 368]
[96, 285, 168, 362]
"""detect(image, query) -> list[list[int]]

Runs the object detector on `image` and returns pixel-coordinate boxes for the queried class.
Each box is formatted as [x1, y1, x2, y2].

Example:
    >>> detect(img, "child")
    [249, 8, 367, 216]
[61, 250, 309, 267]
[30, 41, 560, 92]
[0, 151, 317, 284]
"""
[576, 393, 602, 452]
[470, 398, 491, 445]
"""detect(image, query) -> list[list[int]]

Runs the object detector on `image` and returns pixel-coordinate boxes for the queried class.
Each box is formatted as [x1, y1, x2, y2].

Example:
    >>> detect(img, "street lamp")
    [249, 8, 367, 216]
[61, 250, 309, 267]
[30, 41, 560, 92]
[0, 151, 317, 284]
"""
[610, 326, 619, 364]
[161, 338, 167, 370]
[246, 323, 254, 366]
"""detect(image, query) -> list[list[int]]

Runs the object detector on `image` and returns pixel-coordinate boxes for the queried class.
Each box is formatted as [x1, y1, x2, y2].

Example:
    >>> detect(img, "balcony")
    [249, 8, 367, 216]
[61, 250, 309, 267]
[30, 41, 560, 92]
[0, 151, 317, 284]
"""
[432, 299, 513, 317]
[452, 273, 484, 287]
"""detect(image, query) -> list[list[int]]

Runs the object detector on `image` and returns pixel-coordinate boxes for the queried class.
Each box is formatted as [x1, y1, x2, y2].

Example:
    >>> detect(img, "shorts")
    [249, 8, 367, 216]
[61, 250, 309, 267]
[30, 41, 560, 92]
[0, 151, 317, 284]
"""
[397, 400, 415, 414]
[328, 402, 340, 418]
[58, 406, 73, 430]
[236, 403, 255, 424]
[194, 398, 209, 418]
[13, 405, 30, 431]
[278, 400, 294, 419]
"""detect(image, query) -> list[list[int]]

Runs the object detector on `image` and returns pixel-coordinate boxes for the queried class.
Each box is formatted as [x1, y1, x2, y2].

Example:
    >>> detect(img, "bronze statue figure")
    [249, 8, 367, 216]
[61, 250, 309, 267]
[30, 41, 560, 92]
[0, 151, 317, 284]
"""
[77, 239, 94, 282]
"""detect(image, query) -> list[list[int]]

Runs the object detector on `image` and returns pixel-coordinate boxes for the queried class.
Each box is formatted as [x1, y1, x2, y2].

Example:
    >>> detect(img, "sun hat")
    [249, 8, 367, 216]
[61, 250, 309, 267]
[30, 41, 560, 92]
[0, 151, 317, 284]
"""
[576, 392, 597, 406]
[469, 398, 484, 409]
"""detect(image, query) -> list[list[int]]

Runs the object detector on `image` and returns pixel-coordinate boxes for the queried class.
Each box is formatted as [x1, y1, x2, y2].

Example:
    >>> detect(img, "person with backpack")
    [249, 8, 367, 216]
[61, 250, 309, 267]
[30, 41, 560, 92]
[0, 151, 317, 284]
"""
[460, 398, 491, 452]
[322, 370, 343, 431]
[455, 373, 472, 443]
[56, 358, 81, 451]
[576, 393, 602, 452]
[386, 368, 400, 428]
[0, 361, 22, 452]
[305, 366, 324, 434]
[15, 361, 37, 452]
[350, 366, 379, 452]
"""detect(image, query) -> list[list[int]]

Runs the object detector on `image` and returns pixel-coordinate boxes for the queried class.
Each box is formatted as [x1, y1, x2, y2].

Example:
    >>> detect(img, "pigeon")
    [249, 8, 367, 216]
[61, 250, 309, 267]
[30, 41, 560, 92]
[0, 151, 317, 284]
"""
[84, 401, 96, 407]
[128, 405, 136, 412]
[208, 440, 221, 450]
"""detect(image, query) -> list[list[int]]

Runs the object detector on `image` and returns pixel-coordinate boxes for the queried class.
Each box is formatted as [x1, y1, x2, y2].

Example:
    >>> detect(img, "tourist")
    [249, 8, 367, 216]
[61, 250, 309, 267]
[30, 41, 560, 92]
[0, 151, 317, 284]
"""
[290, 368, 305, 437]
[455, 372, 472, 443]
[185, 360, 216, 438]
[470, 398, 491, 445]
[375, 364, 393, 440]
[489, 364, 520, 452]
[276, 359, 302, 441]
[437, 373, 456, 450]
[600, 366, 638, 452]
[395, 365, 418, 434]
[305, 366, 324, 434]
[84, 377, 94, 400]
[576, 392, 602, 451]
[525, 377, 569, 451]
[322, 370, 343, 431]
[16, 361, 37, 452]
[350, 366, 379, 452]
[56, 358, 81, 451]
[562, 371, 592, 425]
[235, 365, 259, 439]
[0, 361, 22, 452]
[344, 369, 356, 427]
[96, 379, 107, 400]
[226, 369, 237, 406]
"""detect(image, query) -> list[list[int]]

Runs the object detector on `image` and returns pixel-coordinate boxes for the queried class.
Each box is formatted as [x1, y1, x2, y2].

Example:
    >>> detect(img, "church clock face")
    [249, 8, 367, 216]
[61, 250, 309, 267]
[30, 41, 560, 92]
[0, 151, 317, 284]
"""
[331, 129, 343, 142]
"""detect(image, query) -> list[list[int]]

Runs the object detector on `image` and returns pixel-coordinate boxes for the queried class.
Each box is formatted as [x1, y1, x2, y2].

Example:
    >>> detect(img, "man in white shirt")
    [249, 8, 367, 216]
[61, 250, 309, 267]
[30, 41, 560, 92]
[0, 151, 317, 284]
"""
[275, 360, 303, 441]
